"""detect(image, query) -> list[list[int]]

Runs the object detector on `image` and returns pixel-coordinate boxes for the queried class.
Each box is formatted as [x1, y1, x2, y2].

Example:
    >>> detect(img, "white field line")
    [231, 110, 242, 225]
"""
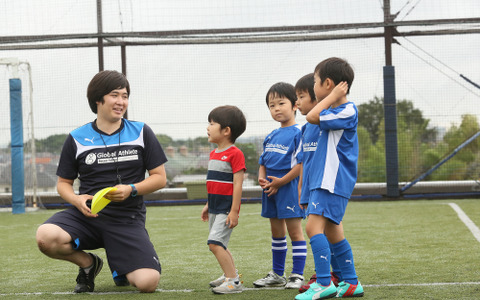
[0, 289, 193, 296]
[448, 202, 480, 243]
[2, 283, 480, 296]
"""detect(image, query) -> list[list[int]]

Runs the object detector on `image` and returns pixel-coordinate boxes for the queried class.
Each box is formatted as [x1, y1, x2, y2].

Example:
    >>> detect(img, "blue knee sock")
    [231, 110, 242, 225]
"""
[310, 234, 331, 286]
[331, 239, 358, 285]
[272, 236, 287, 276]
[328, 240, 343, 281]
[291, 240, 307, 275]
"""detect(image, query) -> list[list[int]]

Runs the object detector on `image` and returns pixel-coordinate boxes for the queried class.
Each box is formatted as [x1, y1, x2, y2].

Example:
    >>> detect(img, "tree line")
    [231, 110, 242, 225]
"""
[25, 97, 480, 183]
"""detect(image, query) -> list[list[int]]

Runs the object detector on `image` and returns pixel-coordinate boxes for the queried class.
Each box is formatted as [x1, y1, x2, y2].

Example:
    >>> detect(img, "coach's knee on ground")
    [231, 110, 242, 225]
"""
[127, 269, 160, 293]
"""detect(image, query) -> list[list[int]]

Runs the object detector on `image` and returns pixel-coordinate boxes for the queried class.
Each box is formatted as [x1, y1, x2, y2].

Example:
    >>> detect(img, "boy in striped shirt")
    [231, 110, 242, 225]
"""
[201, 105, 247, 294]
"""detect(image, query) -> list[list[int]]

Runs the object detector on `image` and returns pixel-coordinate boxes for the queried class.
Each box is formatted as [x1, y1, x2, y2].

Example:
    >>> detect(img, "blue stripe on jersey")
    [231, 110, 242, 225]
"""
[207, 170, 233, 182]
[71, 120, 145, 159]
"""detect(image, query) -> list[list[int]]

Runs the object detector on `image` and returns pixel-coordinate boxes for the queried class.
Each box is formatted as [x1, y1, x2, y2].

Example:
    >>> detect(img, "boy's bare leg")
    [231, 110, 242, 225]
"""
[269, 218, 286, 238]
[285, 217, 304, 241]
[210, 244, 236, 278]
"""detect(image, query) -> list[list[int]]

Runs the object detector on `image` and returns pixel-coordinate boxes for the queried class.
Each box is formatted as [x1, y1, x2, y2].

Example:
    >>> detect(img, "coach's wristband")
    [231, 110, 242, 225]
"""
[129, 184, 138, 198]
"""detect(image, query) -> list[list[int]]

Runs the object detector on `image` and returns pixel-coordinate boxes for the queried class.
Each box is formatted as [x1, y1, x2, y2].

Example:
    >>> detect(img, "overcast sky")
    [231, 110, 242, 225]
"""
[0, 0, 479, 147]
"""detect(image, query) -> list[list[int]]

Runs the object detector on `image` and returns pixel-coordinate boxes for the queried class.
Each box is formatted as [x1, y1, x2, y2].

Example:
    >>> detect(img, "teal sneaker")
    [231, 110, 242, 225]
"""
[295, 281, 337, 300]
[336, 281, 364, 297]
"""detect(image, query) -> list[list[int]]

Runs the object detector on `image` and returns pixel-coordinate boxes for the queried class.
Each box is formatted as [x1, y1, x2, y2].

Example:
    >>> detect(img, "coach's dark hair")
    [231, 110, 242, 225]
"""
[265, 82, 297, 109]
[295, 73, 316, 103]
[87, 70, 130, 114]
[314, 57, 354, 94]
[208, 105, 246, 143]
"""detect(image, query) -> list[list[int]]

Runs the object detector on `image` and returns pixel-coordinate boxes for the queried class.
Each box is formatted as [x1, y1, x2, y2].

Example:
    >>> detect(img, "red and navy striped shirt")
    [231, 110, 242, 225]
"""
[206, 145, 246, 214]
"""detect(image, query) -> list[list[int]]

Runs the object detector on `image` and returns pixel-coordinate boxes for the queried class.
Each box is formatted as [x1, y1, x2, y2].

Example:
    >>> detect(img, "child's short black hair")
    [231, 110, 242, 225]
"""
[265, 82, 297, 108]
[295, 73, 316, 103]
[208, 105, 246, 143]
[87, 70, 130, 114]
[314, 57, 354, 94]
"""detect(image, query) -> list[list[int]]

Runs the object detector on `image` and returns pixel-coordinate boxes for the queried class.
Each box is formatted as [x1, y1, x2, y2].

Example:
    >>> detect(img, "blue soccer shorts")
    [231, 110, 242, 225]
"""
[261, 169, 304, 219]
[306, 188, 348, 225]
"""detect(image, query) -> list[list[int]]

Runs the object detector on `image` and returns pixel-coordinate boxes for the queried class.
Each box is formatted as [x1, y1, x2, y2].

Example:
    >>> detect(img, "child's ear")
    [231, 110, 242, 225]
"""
[325, 78, 335, 90]
[223, 126, 231, 136]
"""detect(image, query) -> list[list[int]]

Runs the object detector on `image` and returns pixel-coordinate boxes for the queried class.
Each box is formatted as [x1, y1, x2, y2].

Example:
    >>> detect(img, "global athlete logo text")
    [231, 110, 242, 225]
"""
[85, 149, 139, 165]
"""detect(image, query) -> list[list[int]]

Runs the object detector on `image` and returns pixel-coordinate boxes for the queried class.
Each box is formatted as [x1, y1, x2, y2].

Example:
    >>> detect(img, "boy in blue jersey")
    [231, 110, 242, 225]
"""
[201, 105, 247, 294]
[253, 82, 307, 290]
[36, 70, 168, 293]
[295, 58, 364, 299]
[295, 73, 342, 293]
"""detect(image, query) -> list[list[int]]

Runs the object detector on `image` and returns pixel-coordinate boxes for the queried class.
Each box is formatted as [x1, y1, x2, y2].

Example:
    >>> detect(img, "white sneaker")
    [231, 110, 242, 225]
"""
[209, 274, 226, 287]
[209, 270, 240, 287]
[212, 277, 244, 294]
[285, 273, 304, 289]
[253, 270, 287, 287]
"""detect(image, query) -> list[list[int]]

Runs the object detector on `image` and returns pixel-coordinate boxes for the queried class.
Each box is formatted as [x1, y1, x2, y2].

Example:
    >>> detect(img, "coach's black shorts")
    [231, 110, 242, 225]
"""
[44, 207, 161, 279]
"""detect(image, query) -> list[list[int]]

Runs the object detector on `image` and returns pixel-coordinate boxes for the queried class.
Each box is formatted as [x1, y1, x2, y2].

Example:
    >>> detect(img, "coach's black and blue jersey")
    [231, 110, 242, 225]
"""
[56, 119, 167, 217]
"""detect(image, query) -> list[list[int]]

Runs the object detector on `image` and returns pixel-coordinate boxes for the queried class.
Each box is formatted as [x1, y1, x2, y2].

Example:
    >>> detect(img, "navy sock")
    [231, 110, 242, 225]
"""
[291, 240, 307, 275]
[272, 236, 287, 276]
[328, 240, 343, 281]
[310, 233, 331, 286]
[331, 239, 358, 285]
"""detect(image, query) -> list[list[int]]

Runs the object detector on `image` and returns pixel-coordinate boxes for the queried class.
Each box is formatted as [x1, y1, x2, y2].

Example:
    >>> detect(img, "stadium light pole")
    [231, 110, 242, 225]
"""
[383, 0, 400, 197]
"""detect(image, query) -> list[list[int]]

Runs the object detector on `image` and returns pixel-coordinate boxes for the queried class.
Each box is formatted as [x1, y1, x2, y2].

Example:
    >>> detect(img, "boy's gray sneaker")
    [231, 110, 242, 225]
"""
[209, 270, 240, 287]
[212, 277, 244, 294]
[209, 274, 226, 287]
[285, 273, 305, 289]
[74, 253, 103, 293]
[253, 270, 287, 287]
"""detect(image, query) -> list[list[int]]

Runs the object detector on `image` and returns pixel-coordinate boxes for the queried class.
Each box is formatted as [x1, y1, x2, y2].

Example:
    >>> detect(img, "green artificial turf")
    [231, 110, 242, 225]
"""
[1, 200, 479, 299]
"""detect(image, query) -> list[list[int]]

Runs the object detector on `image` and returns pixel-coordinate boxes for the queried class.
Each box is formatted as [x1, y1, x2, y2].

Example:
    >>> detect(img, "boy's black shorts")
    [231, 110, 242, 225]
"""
[44, 207, 161, 279]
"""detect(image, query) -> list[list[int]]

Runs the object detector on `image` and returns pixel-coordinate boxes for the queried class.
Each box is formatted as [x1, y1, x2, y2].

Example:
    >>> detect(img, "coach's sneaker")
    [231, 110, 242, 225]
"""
[74, 253, 103, 293]
[295, 281, 337, 300]
[285, 273, 304, 289]
[299, 273, 317, 293]
[253, 270, 286, 287]
[209, 269, 240, 287]
[336, 281, 364, 298]
[212, 277, 244, 294]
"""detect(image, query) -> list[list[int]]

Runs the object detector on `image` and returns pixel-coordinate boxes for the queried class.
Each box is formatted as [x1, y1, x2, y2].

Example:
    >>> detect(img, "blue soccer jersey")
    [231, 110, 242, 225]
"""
[300, 122, 319, 205]
[258, 124, 303, 172]
[309, 102, 359, 199]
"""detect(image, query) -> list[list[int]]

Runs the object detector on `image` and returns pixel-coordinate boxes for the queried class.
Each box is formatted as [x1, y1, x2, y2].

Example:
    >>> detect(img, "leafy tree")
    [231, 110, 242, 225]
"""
[32, 134, 68, 153]
[358, 97, 436, 144]
[156, 134, 173, 147]
[236, 142, 259, 178]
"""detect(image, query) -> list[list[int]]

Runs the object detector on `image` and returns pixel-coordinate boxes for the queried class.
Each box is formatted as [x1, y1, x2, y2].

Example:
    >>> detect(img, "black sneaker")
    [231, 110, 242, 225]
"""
[74, 253, 103, 293]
